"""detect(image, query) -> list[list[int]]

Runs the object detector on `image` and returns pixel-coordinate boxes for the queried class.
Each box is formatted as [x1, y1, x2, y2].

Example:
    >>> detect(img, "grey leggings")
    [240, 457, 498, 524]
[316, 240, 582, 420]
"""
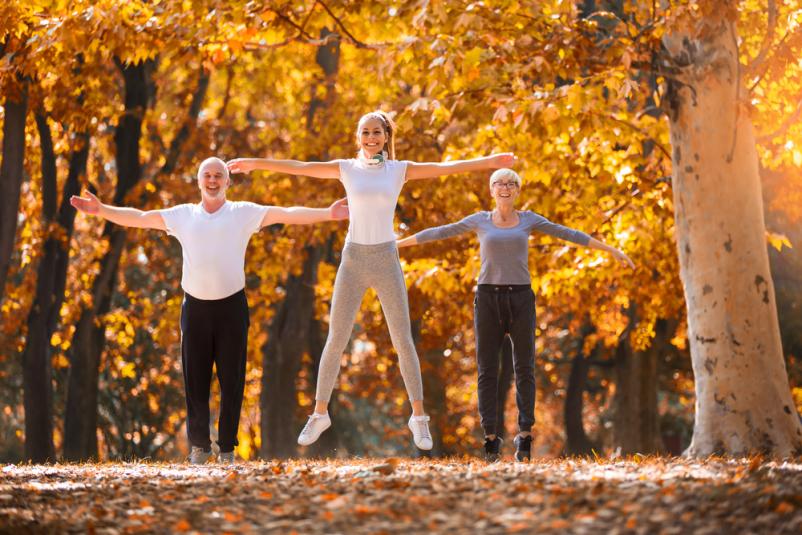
[315, 240, 424, 402]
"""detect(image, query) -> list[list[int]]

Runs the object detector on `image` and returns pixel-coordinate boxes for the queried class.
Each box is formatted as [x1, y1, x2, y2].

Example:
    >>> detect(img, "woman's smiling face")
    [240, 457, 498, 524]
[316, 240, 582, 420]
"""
[358, 117, 387, 157]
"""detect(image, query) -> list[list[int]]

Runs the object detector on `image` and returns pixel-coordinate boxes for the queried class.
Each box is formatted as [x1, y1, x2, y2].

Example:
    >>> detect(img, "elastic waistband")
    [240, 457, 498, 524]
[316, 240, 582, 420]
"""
[343, 240, 398, 253]
[184, 288, 247, 305]
[477, 284, 532, 293]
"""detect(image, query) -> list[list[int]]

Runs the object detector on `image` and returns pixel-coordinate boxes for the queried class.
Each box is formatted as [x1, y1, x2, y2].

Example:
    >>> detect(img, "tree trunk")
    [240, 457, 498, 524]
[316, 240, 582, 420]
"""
[261, 245, 323, 459]
[21, 115, 88, 462]
[64, 59, 154, 461]
[259, 28, 340, 459]
[0, 81, 28, 301]
[612, 311, 662, 455]
[663, 13, 802, 456]
[564, 323, 598, 456]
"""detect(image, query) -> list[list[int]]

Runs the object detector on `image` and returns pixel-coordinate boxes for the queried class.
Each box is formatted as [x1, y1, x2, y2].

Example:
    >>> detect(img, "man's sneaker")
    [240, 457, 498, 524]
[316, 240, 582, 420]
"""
[484, 436, 503, 462]
[408, 415, 433, 450]
[514, 434, 532, 462]
[218, 451, 235, 465]
[297, 413, 331, 446]
[189, 446, 212, 465]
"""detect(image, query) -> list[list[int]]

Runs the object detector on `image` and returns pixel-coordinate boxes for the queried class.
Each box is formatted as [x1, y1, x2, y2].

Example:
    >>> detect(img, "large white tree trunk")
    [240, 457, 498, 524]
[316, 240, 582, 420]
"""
[665, 15, 802, 457]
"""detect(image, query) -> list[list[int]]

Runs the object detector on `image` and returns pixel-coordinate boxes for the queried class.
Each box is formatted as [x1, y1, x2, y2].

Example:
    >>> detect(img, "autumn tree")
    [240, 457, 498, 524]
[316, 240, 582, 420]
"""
[660, 1, 802, 456]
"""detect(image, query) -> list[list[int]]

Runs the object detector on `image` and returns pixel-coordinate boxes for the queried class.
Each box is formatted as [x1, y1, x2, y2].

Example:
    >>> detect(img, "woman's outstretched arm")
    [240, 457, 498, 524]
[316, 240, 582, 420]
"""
[398, 215, 478, 248]
[405, 153, 516, 181]
[529, 213, 634, 268]
[396, 235, 419, 248]
[70, 191, 167, 230]
[226, 158, 341, 179]
[586, 237, 635, 268]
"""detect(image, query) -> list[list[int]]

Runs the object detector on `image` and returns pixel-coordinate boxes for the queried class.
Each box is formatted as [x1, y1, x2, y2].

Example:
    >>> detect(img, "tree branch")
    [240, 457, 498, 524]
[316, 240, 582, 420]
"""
[317, 0, 372, 49]
[271, 5, 316, 40]
[745, 0, 777, 77]
[747, 27, 794, 93]
[155, 67, 210, 180]
[598, 113, 672, 160]
[203, 32, 340, 51]
[756, 98, 802, 144]
[726, 22, 740, 163]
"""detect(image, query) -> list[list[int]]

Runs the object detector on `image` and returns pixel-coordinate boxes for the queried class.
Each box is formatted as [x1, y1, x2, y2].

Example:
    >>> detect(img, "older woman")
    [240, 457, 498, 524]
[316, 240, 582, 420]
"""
[398, 168, 633, 461]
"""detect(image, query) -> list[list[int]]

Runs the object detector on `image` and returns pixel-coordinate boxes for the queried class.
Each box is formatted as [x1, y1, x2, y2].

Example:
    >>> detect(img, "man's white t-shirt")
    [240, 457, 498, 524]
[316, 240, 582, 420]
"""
[339, 158, 408, 245]
[160, 201, 270, 300]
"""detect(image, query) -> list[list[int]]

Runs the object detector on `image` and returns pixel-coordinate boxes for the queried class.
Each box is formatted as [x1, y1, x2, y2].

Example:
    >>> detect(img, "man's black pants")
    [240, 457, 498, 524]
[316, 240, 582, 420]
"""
[180, 289, 249, 453]
[474, 284, 536, 437]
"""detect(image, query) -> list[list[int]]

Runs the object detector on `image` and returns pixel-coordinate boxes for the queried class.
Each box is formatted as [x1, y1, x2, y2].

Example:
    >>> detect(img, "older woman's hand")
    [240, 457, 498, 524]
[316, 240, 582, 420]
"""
[611, 248, 635, 269]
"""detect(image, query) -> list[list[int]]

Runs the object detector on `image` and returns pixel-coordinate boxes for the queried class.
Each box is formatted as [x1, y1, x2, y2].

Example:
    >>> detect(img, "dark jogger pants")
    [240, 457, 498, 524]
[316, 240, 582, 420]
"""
[474, 284, 536, 436]
[180, 289, 249, 453]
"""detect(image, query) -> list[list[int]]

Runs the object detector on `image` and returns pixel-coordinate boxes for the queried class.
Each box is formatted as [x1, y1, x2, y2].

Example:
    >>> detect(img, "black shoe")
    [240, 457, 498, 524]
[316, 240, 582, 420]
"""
[484, 436, 503, 462]
[514, 435, 532, 462]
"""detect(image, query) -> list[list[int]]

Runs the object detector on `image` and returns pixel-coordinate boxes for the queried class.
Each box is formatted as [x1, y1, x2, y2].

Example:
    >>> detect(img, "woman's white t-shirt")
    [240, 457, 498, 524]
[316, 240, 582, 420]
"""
[160, 201, 270, 300]
[338, 158, 408, 245]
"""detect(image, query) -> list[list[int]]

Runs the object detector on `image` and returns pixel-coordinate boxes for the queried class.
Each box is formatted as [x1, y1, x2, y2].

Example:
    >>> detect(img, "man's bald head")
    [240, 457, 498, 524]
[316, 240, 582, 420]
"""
[198, 157, 230, 181]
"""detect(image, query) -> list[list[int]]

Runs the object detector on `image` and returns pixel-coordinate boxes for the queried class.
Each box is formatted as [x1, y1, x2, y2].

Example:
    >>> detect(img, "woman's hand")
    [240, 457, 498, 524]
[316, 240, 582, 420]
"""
[329, 198, 349, 221]
[611, 248, 635, 269]
[70, 191, 102, 215]
[226, 159, 257, 174]
[489, 153, 517, 169]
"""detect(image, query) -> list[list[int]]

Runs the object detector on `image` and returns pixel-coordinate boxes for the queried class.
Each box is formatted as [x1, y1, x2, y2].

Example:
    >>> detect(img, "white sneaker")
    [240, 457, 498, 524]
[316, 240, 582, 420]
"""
[297, 413, 331, 446]
[188, 446, 212, 465]
[408, 415, 433, 450]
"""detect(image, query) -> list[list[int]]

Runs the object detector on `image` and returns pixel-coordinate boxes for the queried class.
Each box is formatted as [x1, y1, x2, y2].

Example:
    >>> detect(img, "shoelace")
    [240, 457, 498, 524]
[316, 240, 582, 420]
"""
[301, 415, 324, 436]
[412, 417, 431, 440]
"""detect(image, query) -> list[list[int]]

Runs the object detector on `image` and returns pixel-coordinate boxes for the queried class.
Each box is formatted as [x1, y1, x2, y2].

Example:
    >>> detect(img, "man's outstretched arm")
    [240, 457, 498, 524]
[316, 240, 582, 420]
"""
[261, 197, 349, 227]
[70, 191, 167, 231]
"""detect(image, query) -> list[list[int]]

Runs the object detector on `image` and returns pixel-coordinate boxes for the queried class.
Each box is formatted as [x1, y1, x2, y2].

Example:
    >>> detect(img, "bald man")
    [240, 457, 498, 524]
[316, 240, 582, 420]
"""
[71, 157, 348, 464]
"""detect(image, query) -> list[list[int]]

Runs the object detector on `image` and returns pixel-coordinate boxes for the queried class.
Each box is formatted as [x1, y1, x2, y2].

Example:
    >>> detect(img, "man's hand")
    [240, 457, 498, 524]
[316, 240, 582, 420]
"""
[329, 198, 349, 221]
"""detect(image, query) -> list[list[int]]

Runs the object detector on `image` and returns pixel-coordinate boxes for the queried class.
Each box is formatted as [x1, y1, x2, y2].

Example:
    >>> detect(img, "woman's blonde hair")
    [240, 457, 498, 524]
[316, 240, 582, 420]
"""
[488, 168, 522, 189]
[356, 110, 396, 159]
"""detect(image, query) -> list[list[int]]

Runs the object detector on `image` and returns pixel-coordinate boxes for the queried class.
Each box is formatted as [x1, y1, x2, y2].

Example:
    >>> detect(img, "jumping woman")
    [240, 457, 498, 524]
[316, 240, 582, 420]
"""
[227, 111, 515, 450]
[71, 157, 348, 465]
[397, 168, 633, 461]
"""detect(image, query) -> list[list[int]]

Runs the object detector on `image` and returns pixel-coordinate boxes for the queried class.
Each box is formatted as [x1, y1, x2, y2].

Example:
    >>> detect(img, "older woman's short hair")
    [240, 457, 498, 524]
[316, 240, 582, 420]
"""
[488, 168, 522, 189]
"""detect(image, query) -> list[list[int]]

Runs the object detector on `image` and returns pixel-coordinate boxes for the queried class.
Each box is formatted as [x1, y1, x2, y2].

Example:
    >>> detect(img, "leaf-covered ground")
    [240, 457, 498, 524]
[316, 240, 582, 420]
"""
[2, 457, 801, 534]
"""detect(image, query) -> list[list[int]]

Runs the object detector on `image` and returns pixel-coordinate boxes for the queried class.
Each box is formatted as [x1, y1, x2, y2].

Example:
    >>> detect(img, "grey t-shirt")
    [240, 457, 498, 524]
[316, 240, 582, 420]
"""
[415, 210, 591, 285]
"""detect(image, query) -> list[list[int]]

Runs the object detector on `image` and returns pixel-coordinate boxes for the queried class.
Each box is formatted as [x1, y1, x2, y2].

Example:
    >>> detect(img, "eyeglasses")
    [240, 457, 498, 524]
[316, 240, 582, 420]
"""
[492, 182, 519, 189]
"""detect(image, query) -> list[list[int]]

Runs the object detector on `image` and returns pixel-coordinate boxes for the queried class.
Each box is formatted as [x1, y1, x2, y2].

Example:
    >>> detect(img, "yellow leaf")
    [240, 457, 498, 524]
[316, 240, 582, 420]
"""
[120, 362, 136, 379]
[463, 47, 483, 69]
[766, 230, 792, 251]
